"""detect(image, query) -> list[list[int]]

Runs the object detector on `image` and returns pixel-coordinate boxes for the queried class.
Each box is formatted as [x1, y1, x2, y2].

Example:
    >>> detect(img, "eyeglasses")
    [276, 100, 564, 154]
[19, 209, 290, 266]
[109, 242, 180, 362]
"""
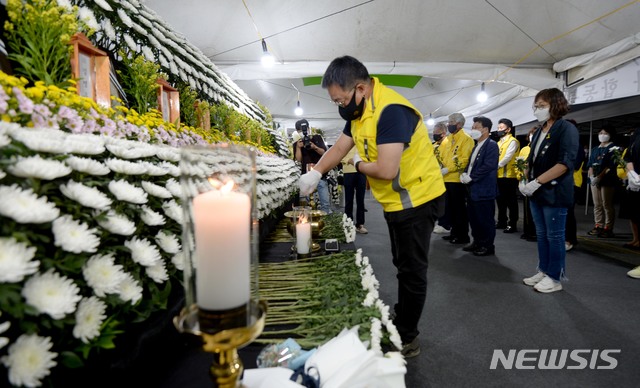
[532, 104, 550, 111]
[332, 87, 356, 107]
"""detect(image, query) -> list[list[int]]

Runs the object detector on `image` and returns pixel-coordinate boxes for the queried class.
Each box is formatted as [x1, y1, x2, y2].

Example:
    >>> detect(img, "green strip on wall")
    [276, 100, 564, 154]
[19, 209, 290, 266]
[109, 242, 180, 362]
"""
[303, 74, 422, 88]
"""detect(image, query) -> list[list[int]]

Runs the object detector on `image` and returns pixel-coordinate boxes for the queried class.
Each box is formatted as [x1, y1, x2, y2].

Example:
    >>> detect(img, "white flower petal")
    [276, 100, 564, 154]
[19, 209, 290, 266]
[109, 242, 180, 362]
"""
[22, 269, 82, 319]
[52, 215, 100, 254]
[0, 184, 60, 223]
[7, 155, 72, 180]
[0, 237, 39, 282]
[2, 334, 57, 388]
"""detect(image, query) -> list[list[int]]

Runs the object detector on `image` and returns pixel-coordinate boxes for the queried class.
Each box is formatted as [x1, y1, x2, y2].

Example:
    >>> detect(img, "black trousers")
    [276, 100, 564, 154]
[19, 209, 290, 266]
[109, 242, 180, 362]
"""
[468, 197, 496, 249]
[444, 182, 469, 240]
[496, 178, 519, 228]
[385, 194, 444, 343]
[565, 185, 579, 245]
[343, 172, 366, 226]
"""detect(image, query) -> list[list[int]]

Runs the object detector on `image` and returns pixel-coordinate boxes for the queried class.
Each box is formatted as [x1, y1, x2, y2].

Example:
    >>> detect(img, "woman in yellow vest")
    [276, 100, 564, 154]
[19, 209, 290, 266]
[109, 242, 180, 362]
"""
[494, 118, 521, 233]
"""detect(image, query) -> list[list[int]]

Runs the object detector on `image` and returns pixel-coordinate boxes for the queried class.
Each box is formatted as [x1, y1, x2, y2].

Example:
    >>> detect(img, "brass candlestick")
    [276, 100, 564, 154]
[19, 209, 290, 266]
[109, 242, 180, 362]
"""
[174, 299, 267, 388]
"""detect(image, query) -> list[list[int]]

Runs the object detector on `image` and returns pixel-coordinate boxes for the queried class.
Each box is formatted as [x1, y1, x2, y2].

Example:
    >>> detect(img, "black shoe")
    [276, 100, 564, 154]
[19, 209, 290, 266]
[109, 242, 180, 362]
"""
[503, 226, 517, 234]
[495, 223, 507, 229]
[442, 235, 453, 241]
[526, 235, 537, 242]
[473, 246, 495, 256]
[462, 242, 479, 252]
[450, 237, 470, 244]
[598, 229, 614, 238]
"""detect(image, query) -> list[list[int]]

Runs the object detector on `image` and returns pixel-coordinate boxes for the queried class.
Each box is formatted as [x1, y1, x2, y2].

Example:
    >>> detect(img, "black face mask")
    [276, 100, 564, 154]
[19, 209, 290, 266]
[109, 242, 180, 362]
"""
[497, 130, 506, 138]
[447, 124, 458, 134]
[433, 133, 443, 142]
[489, 131, 501, 141]
[338, 89, 365, 121]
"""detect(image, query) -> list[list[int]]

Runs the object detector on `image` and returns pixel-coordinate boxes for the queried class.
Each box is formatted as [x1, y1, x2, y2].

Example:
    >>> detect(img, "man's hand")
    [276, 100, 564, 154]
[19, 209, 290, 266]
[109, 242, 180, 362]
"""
[627, 170, 640, 187]
[299, 170, 322, 195]
[590, 176, 600, 187]
[519, 180, 542, 196]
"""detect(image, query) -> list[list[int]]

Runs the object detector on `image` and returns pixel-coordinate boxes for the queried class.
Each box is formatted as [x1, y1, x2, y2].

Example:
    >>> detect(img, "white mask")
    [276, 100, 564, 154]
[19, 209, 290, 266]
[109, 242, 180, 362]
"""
[598, 134, 610, 143]
[468, 129, 481, 140]
[534, 107, 550, 122]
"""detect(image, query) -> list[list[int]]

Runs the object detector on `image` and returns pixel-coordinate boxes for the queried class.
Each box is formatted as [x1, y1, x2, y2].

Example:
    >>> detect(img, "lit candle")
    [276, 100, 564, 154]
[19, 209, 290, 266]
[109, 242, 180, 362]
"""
[296, 217, 311, 254]
[192, 187, 250, 311]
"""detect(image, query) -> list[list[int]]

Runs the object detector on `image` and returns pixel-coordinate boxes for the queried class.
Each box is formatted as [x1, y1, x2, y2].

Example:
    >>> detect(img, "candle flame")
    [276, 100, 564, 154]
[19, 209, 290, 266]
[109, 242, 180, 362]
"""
[297, 213, 308, 224]
[207, 177, 235, 192]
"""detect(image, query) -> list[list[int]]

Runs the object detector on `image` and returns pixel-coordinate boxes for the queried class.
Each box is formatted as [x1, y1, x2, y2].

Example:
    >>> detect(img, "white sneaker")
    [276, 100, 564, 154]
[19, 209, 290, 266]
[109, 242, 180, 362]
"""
[356, 225, 368, 234]
[534, 275, 563, 293]
[565, 242, 574, 251]
[627, 266, 640, 279]
[523, 272, 545, 286]
[433, 225, 450, 234]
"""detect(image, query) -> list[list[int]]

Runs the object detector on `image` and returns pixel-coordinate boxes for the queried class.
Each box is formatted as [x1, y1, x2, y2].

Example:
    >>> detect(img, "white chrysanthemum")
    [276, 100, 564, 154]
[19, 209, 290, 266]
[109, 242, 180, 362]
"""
[0, 132, 10, 147]
[159, 161, 180, 177]
[125, 237, 162, 267]
[78, 7, 99, 31]
[1, 334, 57, 388]
[102, 17, 116, 41]
[370, 317, 383, 354]
[22, 269, 82, 319]
[65, 134, 106, 155]
[0, 184, 60, 223]
[117, 9, 133, 28]
[64, 156, 110, 175]
[171, 251, 186, 271]
[105, 158, 148, 175]
[73, 296, 107, 344]
[141, 181, 172, 199]
[140, 205, 165, 226]
[82, 253, 127, 297]
[386, 321, 403, 351]
[140, 161, 167, 176]
[60, 181, 112, 210]
[0, 170, 5, 180]
[0, 312, 10, 350]
[145, 261, 168, 283]
[162, 200, 183, 224]
[7, 155, 72, 180]
[108, 180, 148, 204]
[117, 273, 143, 305]
[155, 230, 181, 254]
[156, 146, 180, 162]
[52, 215, 100, 254]
[95, 210, 136, 236]
[7, 125, 68, 153]
[105, 139, 157, 159]
[94, 0, 113, 11]
[0, 237, 38, 283]
[124, 33, 138, 52]
[165, 178, 183, 197]
[55, 0, 71, 9]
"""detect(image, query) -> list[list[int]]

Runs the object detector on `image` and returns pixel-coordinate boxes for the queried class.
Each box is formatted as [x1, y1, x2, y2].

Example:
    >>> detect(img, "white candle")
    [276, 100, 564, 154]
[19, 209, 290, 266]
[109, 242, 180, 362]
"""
[192, 189, 250, 311]
[296, 222, 311, 254]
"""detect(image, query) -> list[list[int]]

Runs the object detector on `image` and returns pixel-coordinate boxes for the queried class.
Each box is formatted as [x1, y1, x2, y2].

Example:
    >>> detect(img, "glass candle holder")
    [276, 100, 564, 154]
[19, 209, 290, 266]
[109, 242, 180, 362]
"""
[179, 143, 258, 333]
[293, 206, 312, 255]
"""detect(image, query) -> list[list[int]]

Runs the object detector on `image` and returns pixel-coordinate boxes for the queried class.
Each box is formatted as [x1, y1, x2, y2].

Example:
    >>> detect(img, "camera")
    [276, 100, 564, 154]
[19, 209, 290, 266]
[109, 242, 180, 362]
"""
[296, 119, 312, 149]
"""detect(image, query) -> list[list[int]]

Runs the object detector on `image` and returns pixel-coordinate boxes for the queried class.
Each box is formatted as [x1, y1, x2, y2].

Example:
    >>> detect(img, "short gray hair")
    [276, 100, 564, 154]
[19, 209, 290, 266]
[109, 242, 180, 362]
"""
[448, 113, 465, 126]
[433, 121, 447, 133]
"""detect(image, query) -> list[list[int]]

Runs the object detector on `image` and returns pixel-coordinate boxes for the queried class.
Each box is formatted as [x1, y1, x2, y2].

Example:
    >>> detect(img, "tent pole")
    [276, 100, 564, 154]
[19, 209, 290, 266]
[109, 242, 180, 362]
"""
[585, 120, 593, 216]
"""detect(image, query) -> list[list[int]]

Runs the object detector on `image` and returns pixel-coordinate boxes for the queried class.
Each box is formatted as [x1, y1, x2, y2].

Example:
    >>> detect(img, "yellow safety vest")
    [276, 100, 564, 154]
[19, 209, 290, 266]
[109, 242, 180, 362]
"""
[438, 127, 475, 183]
[497, 134, 520, 179]
[351, 77, 445, 212]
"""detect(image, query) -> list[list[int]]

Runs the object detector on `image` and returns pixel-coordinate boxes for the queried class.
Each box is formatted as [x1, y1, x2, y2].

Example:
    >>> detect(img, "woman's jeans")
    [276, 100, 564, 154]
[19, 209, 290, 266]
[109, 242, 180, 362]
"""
[530, 200, 568, 281]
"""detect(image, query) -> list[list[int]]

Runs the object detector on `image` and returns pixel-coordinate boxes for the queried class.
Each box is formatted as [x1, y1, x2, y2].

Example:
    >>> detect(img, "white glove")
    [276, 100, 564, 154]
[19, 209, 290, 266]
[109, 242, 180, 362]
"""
[628, 180, 640, 192]
[518, 180, 526, 194]
[519, 180, 542, 197]
[352, 150, 362, 165]
[441, 167, 449, 176]
[628, 170, 640, 186]
[299, 169, 322, 196]
[459, 172, 472, 184]
[590, 176, 600, 186]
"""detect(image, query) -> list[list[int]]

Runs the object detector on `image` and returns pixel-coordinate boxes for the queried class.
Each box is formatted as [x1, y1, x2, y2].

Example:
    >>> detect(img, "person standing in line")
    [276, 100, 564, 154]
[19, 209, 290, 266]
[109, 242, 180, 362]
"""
[298, 56, 445, 357]
[518, 127, 538, 242]
[439, 113, 475, 244]
[432, 121, 451, 234]
[620, 129, 640, 280]
[293, 118, 332, 214]
[460, 116, 499, 256]
[493, 118, 520, 234]
[586, 126, 619, 238]
[564, 119, 585, 252]
[341, 146, 368, 234]
[520, 88, 579, 293]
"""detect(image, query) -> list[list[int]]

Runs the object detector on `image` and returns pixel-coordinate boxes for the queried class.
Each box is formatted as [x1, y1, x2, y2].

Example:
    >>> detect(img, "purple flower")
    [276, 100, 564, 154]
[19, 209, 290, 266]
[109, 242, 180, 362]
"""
[13, 87, 34, 114]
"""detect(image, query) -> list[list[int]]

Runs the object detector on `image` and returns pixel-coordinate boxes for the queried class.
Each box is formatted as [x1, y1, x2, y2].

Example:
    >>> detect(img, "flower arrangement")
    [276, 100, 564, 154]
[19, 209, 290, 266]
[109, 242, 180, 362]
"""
[0, 72, 299, 386]
[514, 156, 528, 182]
[609, 146, 626, 169]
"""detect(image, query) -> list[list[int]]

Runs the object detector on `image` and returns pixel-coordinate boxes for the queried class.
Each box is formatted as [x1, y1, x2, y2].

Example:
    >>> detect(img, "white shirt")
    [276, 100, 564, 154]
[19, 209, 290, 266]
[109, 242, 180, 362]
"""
[468, 138, 487, 175]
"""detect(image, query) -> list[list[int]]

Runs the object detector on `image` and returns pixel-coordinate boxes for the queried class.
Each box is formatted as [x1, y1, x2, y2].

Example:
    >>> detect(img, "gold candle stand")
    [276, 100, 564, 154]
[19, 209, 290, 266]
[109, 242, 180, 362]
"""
[173, 299, 267, 388]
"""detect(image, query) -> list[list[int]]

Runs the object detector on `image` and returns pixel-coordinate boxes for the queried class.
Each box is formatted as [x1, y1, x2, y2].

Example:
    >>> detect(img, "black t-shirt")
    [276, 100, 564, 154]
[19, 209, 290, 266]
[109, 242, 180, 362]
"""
[296, 134, 327, 174]
[342, 104, 419, 144]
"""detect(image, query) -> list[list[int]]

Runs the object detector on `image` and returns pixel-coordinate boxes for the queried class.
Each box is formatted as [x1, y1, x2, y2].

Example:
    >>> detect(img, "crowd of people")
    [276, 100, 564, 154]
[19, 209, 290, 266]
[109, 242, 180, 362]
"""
[295, 55, 640, 359]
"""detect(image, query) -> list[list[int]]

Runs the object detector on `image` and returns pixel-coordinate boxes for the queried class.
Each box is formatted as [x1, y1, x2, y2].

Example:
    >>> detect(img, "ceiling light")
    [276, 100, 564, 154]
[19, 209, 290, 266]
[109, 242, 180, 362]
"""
[294, 100, 303, 116]
[261, 39, 275, 67]
[426, 113, 435, 126]
[476, 82, 488, 102]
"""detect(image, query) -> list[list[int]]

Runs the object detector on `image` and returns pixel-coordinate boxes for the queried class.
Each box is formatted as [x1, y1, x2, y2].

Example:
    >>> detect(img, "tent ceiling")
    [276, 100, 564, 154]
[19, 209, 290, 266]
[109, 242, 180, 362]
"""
[145, 0, 640, 143]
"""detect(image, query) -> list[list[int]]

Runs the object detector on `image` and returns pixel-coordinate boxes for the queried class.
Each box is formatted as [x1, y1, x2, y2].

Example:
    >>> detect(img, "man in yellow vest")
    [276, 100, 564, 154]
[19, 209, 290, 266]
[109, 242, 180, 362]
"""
[493, 118, 520, 233]
[298, 56, 445, 358]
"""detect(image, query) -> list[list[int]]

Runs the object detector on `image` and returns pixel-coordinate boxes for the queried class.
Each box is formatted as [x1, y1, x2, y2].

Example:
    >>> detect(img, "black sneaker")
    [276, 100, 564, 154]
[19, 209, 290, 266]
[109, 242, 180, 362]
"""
[587, 227, 602, 236]
[401, 337, 420, 358]
[598, 229, 614, 238]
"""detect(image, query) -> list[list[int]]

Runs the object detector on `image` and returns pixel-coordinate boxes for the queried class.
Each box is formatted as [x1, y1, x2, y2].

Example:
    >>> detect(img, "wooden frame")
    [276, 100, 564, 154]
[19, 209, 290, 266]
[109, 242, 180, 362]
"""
[69, 33, 110, 107]
[157, 78, 180, 125]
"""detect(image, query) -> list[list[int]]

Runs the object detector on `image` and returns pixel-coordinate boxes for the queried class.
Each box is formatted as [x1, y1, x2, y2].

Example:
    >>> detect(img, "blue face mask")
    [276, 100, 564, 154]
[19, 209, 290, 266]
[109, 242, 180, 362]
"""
[447, 124, 458, 133]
